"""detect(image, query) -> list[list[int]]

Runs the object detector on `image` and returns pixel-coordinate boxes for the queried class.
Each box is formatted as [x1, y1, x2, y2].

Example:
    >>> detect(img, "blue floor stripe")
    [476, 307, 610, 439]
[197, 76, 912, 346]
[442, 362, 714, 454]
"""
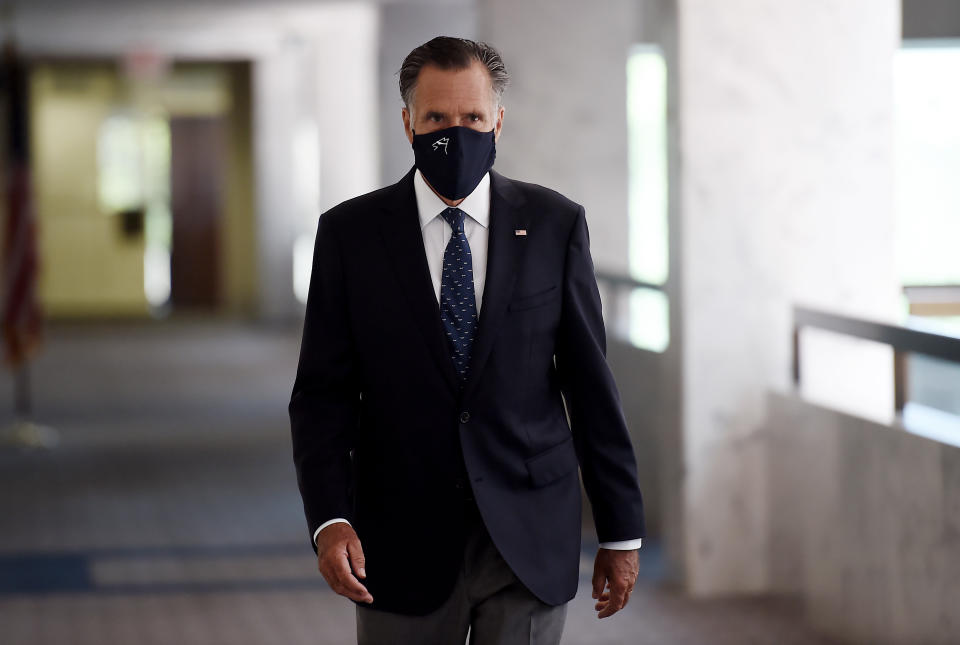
[45, 542, 310, 559]
[0, 545, 315, 595]
[0, 554, 93, 594]
[0, 541, 663, 596]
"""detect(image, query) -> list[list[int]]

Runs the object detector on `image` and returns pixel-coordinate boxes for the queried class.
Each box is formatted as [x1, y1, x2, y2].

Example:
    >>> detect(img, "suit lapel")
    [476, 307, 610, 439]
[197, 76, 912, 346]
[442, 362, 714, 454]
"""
[376, 167, 528, 403]
[378, 167, 461, 397]
[461, 170, 528, 404]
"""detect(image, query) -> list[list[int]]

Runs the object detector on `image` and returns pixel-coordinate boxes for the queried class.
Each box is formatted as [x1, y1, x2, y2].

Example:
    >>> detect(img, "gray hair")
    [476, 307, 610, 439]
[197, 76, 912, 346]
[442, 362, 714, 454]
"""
[398, 36, 509, 111]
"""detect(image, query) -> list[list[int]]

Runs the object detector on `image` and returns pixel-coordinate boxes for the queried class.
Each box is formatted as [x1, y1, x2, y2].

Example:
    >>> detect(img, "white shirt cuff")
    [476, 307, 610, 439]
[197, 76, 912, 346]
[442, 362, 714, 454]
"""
[599, 537, 643, 550]
[314, 520, 641, 550]
[313, 518, 352, 546]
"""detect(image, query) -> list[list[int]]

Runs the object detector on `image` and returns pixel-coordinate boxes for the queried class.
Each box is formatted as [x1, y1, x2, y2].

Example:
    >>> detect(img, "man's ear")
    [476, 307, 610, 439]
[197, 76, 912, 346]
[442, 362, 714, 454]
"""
[402, 107, 414, 144]
[494, 104, 505, 142]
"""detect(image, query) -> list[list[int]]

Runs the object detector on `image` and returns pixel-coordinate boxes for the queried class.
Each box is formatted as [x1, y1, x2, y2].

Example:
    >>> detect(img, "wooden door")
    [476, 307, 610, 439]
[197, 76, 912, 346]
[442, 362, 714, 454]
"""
[170, 116, 225, 309]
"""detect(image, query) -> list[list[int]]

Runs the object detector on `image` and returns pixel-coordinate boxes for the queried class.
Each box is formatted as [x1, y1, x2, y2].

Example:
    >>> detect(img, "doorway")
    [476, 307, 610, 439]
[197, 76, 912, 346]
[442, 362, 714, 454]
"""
[170, 116, 226, 309]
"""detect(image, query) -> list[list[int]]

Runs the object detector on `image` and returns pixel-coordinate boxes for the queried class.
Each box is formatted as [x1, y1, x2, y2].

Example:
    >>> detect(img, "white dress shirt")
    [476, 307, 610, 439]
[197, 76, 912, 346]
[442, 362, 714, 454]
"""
[314, 169, 642, 552]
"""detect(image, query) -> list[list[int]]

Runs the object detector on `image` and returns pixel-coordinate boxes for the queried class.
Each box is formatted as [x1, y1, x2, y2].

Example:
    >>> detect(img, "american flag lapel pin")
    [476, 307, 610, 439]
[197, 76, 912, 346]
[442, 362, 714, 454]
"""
[515, 229, 527, 236]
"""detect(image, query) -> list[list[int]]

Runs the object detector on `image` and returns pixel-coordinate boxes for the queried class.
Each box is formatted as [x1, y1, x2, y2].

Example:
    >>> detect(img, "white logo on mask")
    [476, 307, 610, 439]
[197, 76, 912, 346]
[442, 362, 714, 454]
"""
[432, 137, 450, 154]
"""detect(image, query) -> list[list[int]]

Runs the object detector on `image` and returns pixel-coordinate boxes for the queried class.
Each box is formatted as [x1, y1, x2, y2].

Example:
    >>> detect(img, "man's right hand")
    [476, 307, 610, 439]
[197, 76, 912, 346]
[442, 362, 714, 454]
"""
[316, 522, 374, 604]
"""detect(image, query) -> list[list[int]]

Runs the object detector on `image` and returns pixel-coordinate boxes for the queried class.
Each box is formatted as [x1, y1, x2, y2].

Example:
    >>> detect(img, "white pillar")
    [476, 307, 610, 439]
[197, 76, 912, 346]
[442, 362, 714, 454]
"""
[677, 0, 902, 594]
[253, 49, 305, 322]
[478, 0, 637, 273]
[255, 4, 380, 321]
[312, 6, 381, 213]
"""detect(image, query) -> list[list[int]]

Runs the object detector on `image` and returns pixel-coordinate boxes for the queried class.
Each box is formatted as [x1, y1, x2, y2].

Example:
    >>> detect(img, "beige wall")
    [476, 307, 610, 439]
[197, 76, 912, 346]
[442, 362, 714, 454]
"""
[29, 60, 256, 318]
[31, 62, 148, 317]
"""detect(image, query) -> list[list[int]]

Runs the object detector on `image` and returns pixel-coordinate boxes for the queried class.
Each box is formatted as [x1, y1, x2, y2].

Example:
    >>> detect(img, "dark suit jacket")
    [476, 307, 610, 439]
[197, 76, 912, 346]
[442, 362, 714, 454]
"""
[289, 165, 645, 616]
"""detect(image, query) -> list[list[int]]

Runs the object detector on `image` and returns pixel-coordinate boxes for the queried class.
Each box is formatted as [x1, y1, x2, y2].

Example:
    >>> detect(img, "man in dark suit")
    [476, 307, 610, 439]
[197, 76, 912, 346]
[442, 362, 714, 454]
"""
[289, 36, 645, 645]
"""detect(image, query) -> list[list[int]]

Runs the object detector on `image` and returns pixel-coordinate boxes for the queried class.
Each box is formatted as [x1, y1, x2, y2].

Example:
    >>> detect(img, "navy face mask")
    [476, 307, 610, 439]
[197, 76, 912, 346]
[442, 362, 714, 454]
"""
[411, 125, 496, 200]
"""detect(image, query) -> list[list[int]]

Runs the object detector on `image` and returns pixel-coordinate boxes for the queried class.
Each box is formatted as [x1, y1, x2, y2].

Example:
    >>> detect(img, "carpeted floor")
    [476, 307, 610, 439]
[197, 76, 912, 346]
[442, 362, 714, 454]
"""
[0, 319, 840, 645]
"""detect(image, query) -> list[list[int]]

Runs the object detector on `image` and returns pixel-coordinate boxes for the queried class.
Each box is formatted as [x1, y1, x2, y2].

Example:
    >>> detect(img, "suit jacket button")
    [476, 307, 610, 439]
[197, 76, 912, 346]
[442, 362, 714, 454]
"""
[460, 411, 470, 423]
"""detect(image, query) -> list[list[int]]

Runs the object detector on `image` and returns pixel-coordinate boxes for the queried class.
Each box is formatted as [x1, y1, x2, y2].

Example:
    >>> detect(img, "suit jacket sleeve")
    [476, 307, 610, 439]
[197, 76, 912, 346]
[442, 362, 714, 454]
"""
[554, 204, 646, 543]
[289, 210, 360, 553]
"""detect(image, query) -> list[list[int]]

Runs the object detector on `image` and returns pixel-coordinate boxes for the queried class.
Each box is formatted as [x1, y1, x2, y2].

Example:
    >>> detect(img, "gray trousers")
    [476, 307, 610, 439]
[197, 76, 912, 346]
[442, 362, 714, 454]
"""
[356, 499, 568, 645]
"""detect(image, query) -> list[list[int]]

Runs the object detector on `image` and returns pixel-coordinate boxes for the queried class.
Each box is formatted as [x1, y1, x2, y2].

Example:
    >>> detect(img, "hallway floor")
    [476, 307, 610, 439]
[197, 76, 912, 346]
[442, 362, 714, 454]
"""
[0, 320, 840, 644]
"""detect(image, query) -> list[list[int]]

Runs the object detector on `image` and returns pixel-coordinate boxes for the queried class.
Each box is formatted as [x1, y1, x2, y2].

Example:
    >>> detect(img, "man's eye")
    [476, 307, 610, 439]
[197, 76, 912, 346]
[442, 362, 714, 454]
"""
[470, 114, 480, 121]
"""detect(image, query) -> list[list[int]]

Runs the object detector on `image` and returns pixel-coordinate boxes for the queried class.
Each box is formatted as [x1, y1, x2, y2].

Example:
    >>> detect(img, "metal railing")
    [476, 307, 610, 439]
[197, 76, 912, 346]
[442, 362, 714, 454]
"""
[594, 271, 663, 292]
[593, 270, 666, 344]
[594, 268, 664, 312]
[792, 305, 960, 414]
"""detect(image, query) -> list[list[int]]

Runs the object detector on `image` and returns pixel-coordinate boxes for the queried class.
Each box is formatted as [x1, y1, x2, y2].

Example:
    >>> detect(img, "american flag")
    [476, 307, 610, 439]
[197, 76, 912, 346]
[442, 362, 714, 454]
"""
[2, 41, 42, 368]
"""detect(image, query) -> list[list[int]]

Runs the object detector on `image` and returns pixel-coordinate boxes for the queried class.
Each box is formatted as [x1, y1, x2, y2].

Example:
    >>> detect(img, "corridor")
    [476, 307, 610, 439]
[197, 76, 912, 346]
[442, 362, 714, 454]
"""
[0, 321, 838, 644]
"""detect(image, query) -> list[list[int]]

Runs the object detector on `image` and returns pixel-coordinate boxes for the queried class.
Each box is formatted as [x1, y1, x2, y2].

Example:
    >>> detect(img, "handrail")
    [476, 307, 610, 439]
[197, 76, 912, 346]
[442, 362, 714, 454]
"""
[792, 305, 960, 413]
[593, 271, 666, 343]
[594, 270, 663, 292]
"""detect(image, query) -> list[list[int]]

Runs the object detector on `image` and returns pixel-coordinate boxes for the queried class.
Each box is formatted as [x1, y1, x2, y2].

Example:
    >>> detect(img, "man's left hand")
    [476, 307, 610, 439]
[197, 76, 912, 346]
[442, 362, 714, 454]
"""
[591, 547, 639, 619]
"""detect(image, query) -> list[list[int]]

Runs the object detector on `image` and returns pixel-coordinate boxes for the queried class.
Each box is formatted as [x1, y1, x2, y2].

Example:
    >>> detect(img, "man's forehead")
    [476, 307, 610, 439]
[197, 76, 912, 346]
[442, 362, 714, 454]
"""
[421, 105, 490, 114]
[415, 63, 492, 94]
[411, 100, 499, 120]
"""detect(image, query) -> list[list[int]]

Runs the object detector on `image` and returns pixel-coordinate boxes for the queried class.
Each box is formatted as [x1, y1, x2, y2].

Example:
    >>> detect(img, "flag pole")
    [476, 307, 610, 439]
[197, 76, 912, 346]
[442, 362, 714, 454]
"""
[5, 363, 57, 449]
[0, 7, 57, 450]
[14, 361, 28, 415]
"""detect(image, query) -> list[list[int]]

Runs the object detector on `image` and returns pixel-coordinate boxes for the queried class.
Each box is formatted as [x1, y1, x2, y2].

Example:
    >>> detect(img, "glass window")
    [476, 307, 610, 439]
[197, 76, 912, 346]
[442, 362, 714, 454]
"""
[625, 44, 669, 353]
[894, 42, 960, 290]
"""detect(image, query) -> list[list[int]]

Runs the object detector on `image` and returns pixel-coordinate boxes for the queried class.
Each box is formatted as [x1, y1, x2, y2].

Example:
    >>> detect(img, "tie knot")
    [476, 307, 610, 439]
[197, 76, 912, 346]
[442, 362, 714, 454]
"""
[441, 207, 465, 233]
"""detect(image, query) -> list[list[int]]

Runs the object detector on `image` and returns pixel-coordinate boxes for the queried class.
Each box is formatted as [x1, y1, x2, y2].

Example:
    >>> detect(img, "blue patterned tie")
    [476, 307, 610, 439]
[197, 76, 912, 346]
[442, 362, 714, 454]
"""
[439, 207, 479, 385]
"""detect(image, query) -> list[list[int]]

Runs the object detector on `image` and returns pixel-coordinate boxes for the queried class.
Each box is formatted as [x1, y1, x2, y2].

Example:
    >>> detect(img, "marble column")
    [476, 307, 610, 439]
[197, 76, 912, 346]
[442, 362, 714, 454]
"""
[676, 0, 902, 594]
[477, 0, 637, 274]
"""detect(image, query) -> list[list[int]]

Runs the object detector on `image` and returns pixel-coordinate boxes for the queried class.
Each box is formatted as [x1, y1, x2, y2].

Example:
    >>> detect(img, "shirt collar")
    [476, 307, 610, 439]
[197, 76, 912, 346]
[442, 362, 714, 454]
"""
[414, 168, 491, 230]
